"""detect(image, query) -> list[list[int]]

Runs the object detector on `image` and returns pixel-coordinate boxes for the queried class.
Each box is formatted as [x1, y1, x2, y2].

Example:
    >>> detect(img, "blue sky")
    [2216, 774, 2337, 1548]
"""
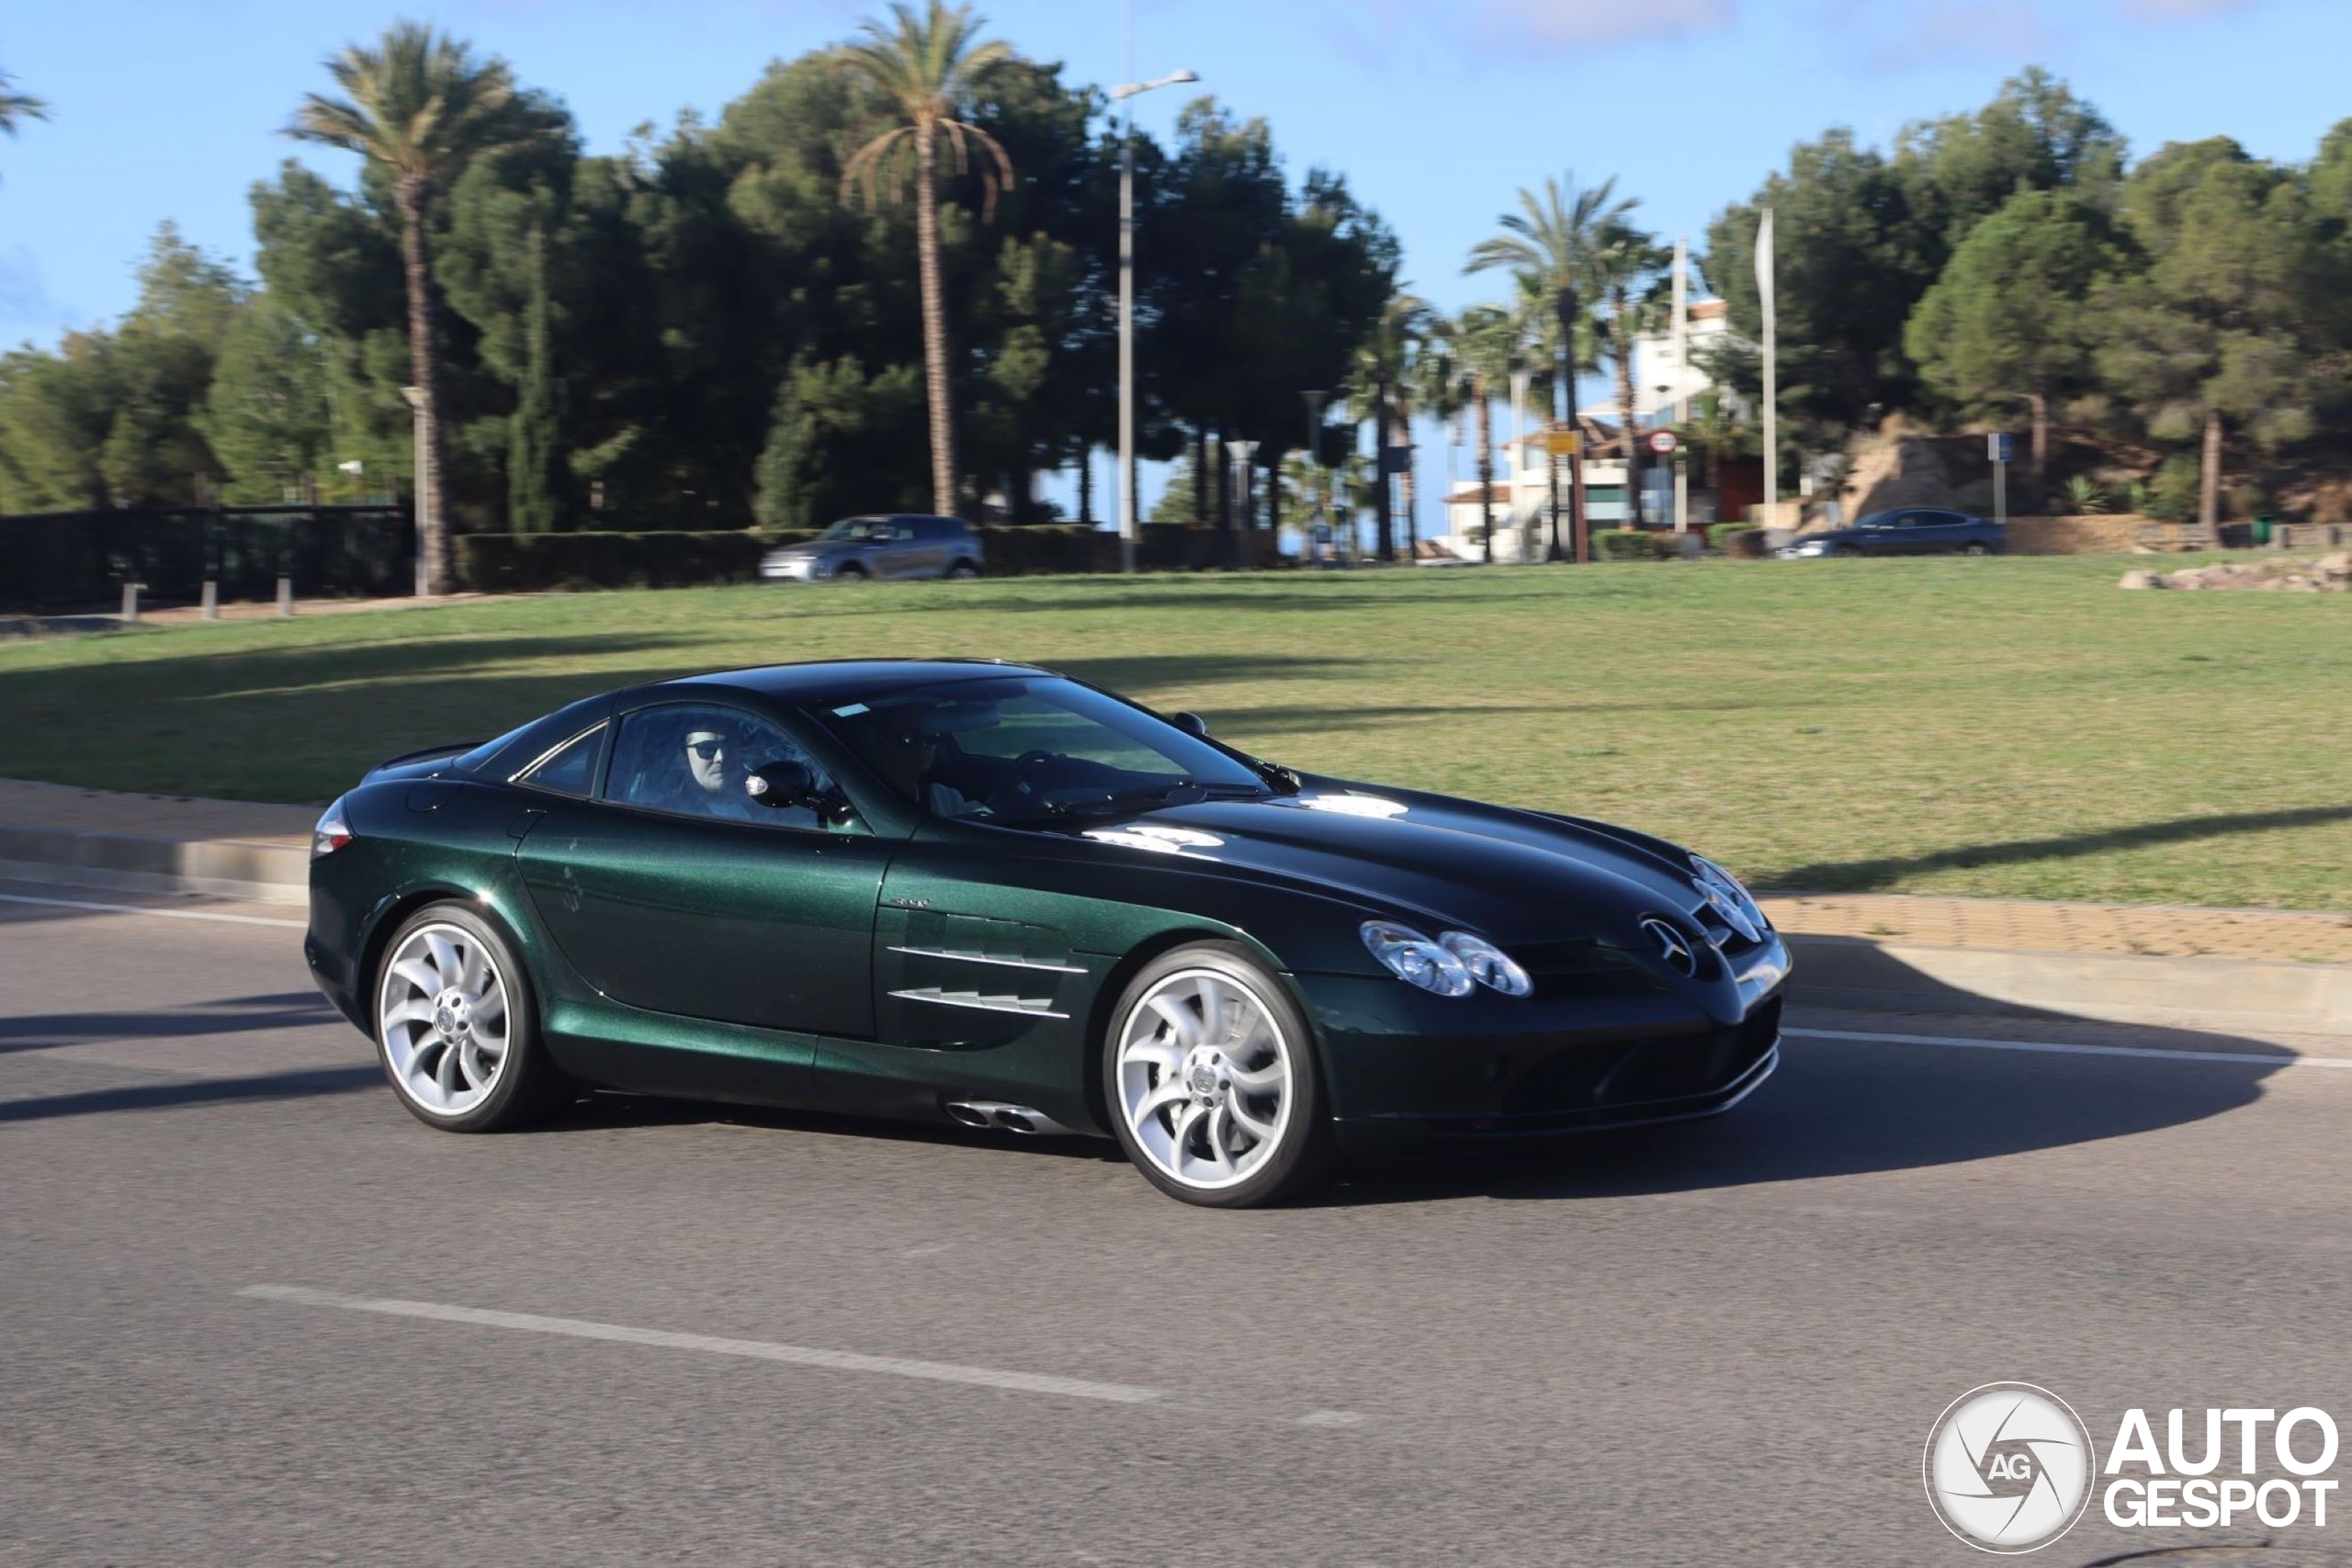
[2, 0, 2346, 515]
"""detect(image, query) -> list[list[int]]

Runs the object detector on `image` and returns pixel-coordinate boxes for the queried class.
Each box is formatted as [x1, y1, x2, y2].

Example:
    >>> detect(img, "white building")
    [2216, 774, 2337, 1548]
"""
[1576, 299, 1752, 425]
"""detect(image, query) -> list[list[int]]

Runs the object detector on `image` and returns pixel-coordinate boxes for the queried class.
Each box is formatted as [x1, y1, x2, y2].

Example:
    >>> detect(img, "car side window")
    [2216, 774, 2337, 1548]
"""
[515, 724, 605, 797]
[605, 705, 843, 831]
[916, 518, 958, 541]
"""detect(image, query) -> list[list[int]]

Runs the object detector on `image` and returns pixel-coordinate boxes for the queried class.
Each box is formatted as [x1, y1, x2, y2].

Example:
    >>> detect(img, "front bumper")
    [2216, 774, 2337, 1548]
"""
[1301, 934, 1789, 1157]
[760, 556, 823, 581]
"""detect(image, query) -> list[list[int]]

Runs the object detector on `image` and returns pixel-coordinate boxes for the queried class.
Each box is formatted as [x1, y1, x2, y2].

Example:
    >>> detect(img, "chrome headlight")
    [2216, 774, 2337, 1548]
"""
[1361, 921, 1472, 997]
[1361, 921, 1530, 998]
[1440, 932, 1533, 997]
[1790, 540, 1826, 557]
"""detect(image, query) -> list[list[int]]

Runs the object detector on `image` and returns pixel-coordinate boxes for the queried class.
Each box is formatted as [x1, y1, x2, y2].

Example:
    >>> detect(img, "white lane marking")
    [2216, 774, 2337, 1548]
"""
[1786, 1026, 2352, 1071]
[241, 1284, 1166, 1405]
[0, 891, 305, 930]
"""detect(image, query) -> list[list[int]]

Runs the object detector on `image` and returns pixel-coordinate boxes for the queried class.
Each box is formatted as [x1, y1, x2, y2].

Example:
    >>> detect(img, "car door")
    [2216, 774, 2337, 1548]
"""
[909, 517, 956, 577]
[1912, 509, 1967, 551]
[514, 700, 892, 1043]
[873, 520, 922, 578]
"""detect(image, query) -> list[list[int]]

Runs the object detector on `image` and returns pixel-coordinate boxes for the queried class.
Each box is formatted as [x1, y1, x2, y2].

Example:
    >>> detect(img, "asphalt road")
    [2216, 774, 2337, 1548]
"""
[5, 884, 2350, 1566]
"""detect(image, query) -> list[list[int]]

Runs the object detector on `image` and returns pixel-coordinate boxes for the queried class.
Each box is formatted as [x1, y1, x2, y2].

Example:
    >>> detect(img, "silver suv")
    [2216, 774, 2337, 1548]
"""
[760, 515, 984, 582]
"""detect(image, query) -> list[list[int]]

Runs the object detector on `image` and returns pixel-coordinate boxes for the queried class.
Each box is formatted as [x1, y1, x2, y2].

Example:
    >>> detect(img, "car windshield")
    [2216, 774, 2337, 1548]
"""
[816, 517, 897, 542]
[804, 675, 1269, 824]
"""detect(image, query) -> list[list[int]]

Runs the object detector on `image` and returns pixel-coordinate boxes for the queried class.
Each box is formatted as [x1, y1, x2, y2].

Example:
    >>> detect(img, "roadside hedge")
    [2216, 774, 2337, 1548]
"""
[450, 521, 1286, 590]
[1593, 528, 1657, 561]
[454, 529, 815, 592]
[0, 506, 413, 611]
[1708, 522, 1762, 550]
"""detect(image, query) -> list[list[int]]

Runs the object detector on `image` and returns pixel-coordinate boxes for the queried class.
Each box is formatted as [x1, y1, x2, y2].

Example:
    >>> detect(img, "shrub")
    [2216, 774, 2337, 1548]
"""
[0, 506, 413, 611]
[2146, 456, 2200, 523]
[1708, 522, 1762, 550]
[1593, 529, 1655, 561]
[2063, 475, 2109, 514]
[1722, 527, 1773, 558]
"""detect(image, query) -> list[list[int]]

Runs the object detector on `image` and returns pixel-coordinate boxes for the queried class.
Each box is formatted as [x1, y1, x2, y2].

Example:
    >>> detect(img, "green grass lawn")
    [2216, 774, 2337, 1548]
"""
[3, 556, 2346, 909]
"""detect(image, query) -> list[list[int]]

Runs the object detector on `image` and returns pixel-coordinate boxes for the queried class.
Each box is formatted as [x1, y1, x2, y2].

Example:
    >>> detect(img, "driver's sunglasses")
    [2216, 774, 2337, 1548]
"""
[686, 738, 727, 760]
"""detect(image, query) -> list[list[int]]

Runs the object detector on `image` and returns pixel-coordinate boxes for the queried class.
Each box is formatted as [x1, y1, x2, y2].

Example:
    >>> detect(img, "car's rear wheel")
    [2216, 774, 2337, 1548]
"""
[374, 903, 560, 1133]
[1103, 945, 1330, 1207]
[946, 559, 979, 579]
[1963, 542, 1988, 556]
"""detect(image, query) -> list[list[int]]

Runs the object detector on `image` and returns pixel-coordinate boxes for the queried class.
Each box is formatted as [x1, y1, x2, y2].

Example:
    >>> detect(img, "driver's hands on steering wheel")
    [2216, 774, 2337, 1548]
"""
[982, 748, 1060, 813]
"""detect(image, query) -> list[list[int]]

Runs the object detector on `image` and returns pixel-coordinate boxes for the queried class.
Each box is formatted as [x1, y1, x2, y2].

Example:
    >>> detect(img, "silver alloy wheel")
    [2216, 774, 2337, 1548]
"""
[378, 921, 512, 1116]
[1114, 967, 1294, 1191]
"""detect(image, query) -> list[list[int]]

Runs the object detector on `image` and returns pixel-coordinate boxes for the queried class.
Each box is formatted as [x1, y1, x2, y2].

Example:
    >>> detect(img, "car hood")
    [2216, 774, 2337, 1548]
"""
[1053, 778, 1718, 945]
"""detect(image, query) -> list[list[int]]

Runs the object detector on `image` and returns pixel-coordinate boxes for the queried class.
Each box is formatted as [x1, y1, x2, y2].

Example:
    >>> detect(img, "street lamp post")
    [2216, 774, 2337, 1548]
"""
[1112, 25, 1197, 577]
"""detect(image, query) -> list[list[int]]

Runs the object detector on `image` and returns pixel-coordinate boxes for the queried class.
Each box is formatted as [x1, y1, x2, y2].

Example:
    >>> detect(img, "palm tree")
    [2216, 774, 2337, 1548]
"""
[1454, 305, 1519, 565]
[1585, 220, 1670, 525]
[288, 22, 538, 594]
[1348, 292, 1430, 561]
[1410, 315, 1470, 557]
[0, 70, 47, 140]
[837, 1, 1013, 519]
[1465, 173, 1636, 549]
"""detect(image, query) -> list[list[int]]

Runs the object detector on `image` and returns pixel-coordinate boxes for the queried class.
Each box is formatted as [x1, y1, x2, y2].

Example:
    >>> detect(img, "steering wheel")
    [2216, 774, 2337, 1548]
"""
[984, 750, 1060, 812]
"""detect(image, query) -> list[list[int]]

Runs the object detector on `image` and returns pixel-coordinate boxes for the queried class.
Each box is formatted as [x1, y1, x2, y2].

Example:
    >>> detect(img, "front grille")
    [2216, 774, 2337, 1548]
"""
[1508, 939, 1665, 1001]
[1494, 995, 1781, 1116]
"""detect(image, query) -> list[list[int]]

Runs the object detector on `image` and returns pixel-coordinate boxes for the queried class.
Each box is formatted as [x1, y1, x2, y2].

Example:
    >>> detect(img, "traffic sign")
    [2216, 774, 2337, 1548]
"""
[1543, 430, 1582, 456]
[1647, 430, 1680, 457]
[1988, 433, 2013, 463]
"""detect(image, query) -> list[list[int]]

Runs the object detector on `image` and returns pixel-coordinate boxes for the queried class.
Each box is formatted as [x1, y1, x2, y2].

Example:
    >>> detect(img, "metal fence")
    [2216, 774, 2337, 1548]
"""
[0, 504, 416, 611]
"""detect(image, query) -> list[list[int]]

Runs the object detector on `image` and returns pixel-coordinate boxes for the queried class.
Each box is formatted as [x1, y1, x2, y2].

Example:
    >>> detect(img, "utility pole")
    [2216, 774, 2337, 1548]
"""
[1671, 236, 1690, 536]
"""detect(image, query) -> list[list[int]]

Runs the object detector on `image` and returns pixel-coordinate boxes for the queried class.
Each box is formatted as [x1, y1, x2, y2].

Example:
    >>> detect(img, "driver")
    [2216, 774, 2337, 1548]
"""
[867, 703, 981, 818]
[677, 722, 764, 821]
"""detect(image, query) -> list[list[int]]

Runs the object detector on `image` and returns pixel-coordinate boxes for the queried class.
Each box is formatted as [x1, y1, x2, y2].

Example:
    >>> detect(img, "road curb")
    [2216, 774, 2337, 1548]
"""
[1784, 934, 2352, 1036]
[0, 825, 309, 907]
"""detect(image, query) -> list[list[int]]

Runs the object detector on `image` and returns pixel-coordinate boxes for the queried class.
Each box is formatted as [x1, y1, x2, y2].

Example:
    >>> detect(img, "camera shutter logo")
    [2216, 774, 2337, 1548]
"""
[1923, 1383, 2096, 1553]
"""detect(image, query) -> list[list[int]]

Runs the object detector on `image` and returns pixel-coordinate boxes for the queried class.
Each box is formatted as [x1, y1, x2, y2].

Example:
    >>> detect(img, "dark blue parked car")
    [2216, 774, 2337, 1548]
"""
[1778, 508, 2005, 558]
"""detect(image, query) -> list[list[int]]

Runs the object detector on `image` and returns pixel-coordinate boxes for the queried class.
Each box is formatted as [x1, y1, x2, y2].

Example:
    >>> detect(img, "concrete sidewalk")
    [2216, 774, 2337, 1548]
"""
[2, 777, 2346, 1032]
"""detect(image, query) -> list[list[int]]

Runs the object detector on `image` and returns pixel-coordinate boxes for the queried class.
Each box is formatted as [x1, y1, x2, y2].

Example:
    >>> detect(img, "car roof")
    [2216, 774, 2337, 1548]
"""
[650, 659, 1050, 706]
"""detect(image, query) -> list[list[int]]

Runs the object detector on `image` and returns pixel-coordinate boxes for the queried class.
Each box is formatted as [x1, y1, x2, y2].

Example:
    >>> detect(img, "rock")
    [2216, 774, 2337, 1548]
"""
[2321, 550, 2352, 580]
[2119, 570, 2162, 590]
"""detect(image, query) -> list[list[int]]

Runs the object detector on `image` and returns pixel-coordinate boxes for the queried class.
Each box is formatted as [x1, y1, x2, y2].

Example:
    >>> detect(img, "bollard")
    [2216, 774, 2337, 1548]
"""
[201, 581, 219, 620]
[120, 581, 140, 624]
[277, 575, 294, 618]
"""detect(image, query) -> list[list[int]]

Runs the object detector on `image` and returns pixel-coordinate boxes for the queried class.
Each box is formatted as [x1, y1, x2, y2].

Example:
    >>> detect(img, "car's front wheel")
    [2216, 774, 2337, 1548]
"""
[946, 559, 980, 579]
[1103, 944, 1331, 1207]
[1962, 542, 1989, 556]
[374, 903, 561, 1133]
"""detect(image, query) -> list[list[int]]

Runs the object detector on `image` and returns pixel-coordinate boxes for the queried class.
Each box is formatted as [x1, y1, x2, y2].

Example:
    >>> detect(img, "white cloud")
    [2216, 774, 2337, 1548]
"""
[1859, 0, 2055, 69]
[2120, 0, 2256, 16]
[1476, 0, 1739, 51]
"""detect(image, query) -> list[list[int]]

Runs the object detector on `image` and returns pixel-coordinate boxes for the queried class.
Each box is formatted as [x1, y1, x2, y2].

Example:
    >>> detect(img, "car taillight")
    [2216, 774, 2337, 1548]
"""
[312, 797, 353, 858]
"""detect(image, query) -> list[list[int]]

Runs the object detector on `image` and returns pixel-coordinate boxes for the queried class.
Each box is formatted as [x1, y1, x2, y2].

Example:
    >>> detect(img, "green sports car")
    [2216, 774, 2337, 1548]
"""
[305, 660, 1789, 1207]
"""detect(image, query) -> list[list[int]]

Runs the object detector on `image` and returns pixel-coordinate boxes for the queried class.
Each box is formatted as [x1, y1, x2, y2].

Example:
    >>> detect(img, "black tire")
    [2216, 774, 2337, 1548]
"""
[1101, 943, 1333, 1208]
[946, 559, 980, 579]
[833, 561, 869, 581]
[373, 902, 563, 1134]
[1963, 543, 1988, 557]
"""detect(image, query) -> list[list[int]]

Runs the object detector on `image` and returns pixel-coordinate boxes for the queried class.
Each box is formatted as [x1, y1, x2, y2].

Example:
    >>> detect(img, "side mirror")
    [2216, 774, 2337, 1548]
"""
[1170, 711, 1209, 739]
[746, 759, 821, 809]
